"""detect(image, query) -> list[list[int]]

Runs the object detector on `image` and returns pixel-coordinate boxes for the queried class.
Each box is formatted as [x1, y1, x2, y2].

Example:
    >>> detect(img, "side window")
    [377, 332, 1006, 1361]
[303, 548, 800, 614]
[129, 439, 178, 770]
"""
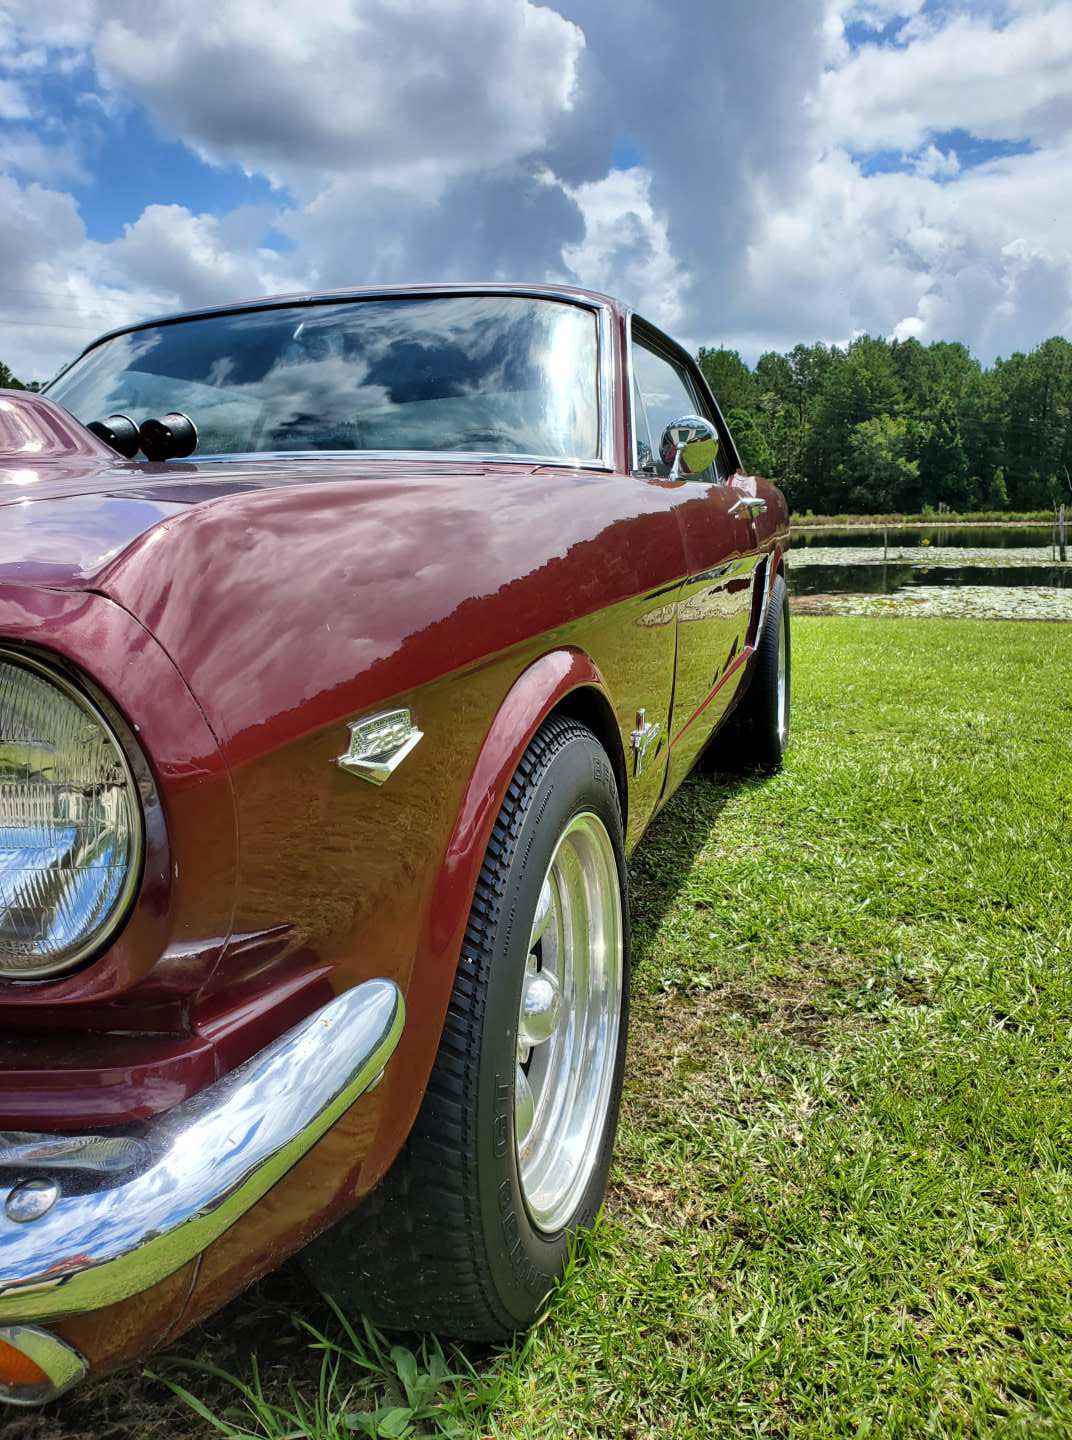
[632, 337, 722, 480]
[632, 373, 656, 473]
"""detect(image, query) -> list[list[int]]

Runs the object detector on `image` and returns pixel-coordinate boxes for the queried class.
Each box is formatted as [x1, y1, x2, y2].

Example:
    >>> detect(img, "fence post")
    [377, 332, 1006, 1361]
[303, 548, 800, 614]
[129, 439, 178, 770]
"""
[1060, 504, 1068, 564]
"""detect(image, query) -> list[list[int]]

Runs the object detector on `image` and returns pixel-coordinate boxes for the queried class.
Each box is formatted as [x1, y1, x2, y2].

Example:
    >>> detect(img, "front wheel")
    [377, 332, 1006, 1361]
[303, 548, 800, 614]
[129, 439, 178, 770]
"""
[305, 715, 629, 1340]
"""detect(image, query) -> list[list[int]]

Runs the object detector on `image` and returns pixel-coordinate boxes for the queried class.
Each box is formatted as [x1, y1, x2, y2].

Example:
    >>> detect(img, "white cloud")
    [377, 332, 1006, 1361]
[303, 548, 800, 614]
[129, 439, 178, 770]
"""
[912, 143, 960, 179]
[0, 130, 86, 182]
[0, 174, 304, 382]
[815, 2, 1072, 151]
[108, 204, 306, 308]
[0, 79, 29, 120]
[93, 0, 584, 195]
[0, 0, 1070, 384]
[562, 167, 689, 333]
[742, 139, 1072, 358]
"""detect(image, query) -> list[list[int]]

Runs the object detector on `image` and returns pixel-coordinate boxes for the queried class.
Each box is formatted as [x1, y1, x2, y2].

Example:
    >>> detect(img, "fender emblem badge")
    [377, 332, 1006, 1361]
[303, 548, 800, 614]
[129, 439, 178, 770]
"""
[335, 708, 424, 786]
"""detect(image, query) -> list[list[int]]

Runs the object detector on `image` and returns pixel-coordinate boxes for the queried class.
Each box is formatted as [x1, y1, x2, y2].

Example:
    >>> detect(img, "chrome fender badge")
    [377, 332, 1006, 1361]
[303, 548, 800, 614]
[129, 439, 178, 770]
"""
[335, 708, 423, 786]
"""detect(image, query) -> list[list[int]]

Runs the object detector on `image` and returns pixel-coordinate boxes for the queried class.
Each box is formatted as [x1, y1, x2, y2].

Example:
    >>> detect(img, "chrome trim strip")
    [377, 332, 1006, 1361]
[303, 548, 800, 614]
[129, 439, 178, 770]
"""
[596, 303, 614, 471]
[0, 979, 404, 1325]
[624, 310, 638, 473]
[754, 557, 773, 645]
[190, 448, 615, 472]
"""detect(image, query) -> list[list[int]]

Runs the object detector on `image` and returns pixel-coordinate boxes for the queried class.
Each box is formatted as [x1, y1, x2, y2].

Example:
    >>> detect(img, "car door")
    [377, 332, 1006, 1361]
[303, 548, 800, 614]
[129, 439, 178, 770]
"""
[630, 325, 763, 794]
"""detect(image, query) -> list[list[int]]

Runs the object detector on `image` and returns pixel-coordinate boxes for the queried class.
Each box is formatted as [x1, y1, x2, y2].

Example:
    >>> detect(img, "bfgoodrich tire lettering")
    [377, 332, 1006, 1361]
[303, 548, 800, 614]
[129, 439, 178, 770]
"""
[304, 715, 630, 1340]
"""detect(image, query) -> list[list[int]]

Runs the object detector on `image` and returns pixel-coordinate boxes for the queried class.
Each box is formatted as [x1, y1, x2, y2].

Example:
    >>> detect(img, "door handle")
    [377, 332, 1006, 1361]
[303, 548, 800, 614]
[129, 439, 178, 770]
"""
[729, 496, 767, 518]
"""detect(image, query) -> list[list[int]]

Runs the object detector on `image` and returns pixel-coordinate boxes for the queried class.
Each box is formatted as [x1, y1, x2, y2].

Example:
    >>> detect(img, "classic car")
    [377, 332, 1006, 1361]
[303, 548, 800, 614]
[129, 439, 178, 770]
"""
[0, 283, 789, 1406]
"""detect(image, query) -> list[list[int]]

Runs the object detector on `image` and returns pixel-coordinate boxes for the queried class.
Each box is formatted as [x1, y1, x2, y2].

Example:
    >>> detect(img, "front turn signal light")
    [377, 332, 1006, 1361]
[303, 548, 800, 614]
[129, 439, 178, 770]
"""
[0, 1326, 86, 1406]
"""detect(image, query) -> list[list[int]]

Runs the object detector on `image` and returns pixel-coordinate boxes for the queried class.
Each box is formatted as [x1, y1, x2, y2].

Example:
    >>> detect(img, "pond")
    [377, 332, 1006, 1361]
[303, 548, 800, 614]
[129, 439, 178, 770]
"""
[790, 523, 1072, 619]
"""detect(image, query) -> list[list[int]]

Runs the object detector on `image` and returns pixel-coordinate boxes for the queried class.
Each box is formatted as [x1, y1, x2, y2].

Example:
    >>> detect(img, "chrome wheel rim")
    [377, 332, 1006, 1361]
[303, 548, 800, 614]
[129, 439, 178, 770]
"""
[514, 811, 623, 1234]
[776, 609, 789, 745]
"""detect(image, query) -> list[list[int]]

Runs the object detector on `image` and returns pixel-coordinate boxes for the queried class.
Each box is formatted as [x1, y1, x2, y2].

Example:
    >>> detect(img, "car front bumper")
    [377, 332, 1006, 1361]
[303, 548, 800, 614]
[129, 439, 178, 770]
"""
[0, 978, 404, 1405]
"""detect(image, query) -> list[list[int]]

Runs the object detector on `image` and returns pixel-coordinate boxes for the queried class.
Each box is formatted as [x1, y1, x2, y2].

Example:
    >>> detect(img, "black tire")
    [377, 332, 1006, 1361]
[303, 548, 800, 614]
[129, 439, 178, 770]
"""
[304, 715, 630, 1340]
[711, 571, 790, 773]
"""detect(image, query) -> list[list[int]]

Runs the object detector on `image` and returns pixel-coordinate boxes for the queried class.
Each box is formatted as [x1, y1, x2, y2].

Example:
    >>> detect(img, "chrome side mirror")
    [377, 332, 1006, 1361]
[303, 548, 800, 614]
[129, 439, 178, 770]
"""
[660, 414, 719, 480]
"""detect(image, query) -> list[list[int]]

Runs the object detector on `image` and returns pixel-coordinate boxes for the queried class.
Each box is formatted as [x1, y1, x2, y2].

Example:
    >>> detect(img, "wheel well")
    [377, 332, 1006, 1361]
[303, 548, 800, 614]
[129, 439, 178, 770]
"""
[550, 685, 628, 832]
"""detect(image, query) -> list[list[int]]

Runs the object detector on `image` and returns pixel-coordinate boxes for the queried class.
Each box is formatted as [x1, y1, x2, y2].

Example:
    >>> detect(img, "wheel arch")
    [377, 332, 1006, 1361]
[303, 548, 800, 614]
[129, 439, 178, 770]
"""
[424, 647, 622, 968]
[549, 684, 628, 833]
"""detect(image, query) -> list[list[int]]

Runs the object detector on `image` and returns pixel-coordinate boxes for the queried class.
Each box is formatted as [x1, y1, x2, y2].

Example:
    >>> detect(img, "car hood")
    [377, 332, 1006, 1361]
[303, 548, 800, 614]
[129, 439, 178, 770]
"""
[0, 389, 532, 588]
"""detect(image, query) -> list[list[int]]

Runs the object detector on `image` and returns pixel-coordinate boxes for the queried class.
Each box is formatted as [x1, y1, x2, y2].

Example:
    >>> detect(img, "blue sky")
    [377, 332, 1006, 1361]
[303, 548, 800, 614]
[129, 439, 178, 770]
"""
[1, 1, 1070, 380]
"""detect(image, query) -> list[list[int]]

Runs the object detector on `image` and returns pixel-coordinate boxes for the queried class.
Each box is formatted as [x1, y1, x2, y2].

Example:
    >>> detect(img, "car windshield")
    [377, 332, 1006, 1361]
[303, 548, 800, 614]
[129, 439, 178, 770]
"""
[47, 294, 601, 461]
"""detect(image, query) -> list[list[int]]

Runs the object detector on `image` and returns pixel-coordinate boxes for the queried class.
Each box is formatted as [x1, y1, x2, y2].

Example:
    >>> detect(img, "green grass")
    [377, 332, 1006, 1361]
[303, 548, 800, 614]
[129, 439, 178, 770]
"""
[14, 617, 1072, 1440]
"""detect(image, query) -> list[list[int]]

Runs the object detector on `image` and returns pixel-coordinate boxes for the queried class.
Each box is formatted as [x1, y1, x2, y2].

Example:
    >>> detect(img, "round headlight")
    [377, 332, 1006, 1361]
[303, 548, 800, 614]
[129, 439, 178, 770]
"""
[0, 651, 143, 980]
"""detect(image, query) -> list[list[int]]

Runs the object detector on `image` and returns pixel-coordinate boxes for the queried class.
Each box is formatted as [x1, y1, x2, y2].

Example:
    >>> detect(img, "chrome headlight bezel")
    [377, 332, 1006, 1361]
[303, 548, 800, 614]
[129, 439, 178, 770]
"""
[0, 646, 146, 982]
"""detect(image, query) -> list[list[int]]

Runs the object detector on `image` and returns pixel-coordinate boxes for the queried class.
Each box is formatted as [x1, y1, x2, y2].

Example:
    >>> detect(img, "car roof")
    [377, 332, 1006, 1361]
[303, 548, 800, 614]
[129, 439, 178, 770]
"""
[77, 282, 627, 357]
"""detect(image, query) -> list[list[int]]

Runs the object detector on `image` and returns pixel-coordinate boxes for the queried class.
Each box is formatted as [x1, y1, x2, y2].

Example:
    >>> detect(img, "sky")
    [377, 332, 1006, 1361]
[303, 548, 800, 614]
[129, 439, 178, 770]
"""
[0, 0, 1070, 383]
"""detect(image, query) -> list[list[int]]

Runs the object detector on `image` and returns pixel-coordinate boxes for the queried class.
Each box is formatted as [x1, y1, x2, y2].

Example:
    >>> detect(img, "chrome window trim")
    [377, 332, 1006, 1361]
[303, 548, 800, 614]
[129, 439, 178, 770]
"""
[49, 287, 616, 472]
[0, 647, 146, 982]
[595, 302, 614, 468]
[190, 449, 615, 472]
[625, 310, 639, 474]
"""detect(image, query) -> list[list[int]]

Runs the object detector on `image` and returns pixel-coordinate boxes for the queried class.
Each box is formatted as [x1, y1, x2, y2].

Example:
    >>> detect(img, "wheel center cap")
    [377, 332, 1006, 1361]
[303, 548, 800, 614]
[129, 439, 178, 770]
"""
[519, 969, 562, 1048]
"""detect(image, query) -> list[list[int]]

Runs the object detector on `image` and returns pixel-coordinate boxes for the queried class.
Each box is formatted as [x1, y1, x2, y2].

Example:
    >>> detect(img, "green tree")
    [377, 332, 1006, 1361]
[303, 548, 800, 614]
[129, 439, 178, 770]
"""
[697, 346, 755, 415]
[692, 330, 1071, 516]
[915, 396, 974, 509]
[834, 416, 921, 512]
[802, 337, 904, 510]
[725, 405, 775, 477]
[990, 338, 1072, 508]
[0, 360, 25, 390]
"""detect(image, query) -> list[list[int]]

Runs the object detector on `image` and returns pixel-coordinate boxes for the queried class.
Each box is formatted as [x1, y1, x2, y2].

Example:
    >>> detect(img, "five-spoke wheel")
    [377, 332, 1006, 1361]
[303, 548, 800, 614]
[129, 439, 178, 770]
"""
[515, 813, 624, 1233]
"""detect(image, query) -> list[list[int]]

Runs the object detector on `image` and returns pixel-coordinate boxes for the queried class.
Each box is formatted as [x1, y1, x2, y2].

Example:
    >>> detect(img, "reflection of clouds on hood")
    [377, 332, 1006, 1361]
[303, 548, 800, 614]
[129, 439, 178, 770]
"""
[99, 460, 685, 761]
[1, 0, 1071, 379]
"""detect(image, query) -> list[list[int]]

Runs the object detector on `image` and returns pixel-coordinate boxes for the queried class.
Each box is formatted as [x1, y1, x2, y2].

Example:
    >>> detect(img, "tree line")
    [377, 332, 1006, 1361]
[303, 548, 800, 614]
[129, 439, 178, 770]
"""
[699, 334, 1072, 514]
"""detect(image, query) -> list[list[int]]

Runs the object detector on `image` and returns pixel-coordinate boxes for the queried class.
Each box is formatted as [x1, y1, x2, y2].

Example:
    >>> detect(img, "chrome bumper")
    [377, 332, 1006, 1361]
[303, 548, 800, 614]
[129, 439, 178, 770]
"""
[0, 979, 403, 1335]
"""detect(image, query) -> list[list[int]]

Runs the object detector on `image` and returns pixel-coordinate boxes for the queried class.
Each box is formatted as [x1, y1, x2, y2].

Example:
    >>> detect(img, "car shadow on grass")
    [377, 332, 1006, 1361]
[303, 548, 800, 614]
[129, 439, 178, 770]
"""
[627, 761, 770, 981]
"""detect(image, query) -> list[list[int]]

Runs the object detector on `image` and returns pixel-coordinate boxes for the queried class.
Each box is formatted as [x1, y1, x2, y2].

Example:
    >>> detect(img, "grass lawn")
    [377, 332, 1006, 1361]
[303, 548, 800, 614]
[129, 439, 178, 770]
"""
[14, 616, 1072, 1440]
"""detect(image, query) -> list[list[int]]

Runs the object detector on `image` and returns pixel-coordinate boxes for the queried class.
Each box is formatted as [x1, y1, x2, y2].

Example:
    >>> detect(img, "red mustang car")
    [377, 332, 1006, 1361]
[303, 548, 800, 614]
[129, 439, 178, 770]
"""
[0, 284, 789, 1406]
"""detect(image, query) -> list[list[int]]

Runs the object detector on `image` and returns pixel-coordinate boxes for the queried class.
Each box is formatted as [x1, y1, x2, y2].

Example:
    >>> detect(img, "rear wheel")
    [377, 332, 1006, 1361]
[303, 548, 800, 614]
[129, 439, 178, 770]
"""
[711, 571, 790, 773]
[304, 715, 629, 1339]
